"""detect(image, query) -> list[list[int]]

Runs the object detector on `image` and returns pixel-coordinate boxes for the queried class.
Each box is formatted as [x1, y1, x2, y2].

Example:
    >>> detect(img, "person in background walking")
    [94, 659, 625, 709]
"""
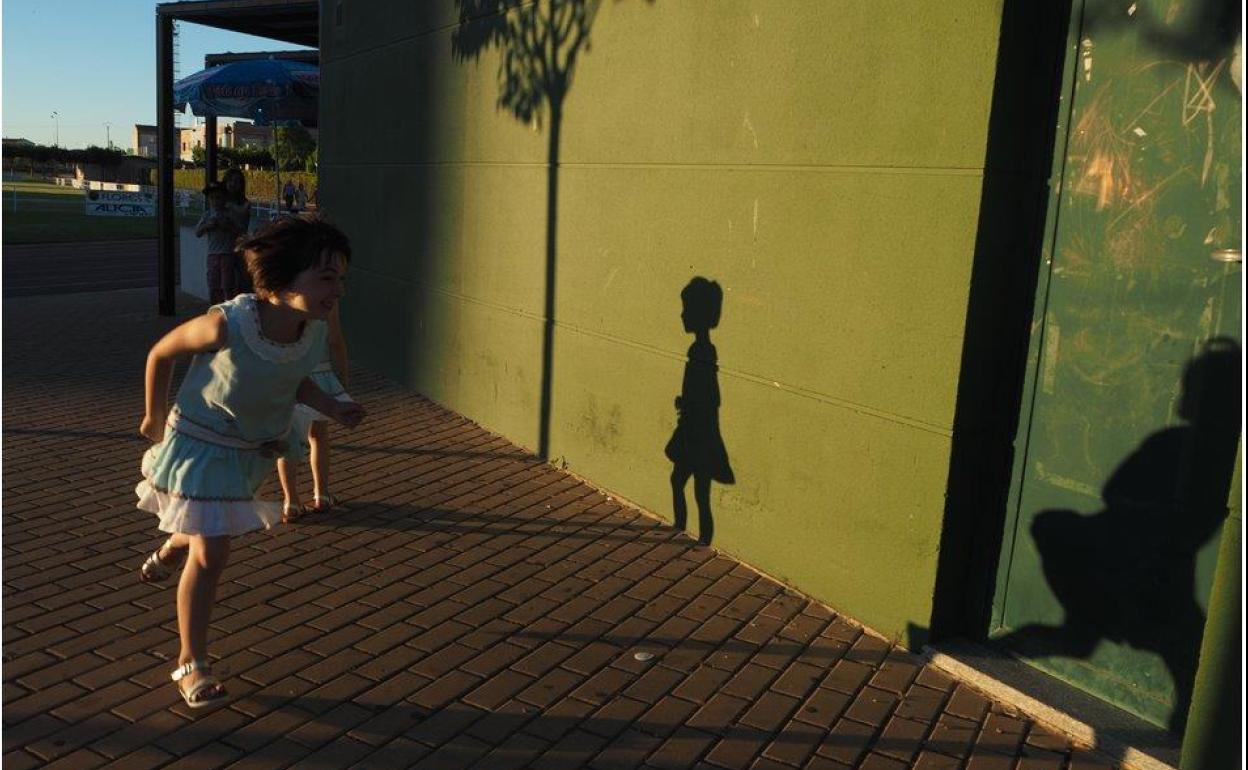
[283, 179, 297, 213]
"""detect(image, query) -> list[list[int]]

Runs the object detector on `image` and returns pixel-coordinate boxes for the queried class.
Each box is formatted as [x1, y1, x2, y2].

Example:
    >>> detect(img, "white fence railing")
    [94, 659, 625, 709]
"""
[7, 179, 264, 223]
[54, 176, 148, 192]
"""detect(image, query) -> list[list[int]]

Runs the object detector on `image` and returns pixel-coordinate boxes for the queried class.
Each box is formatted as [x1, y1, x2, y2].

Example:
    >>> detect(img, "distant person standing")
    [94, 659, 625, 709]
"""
[294, 182, 308, 212]
[283, 179, 297, 212]
[194, 182, 243, 304]
[221, 168, 252, 233]
[222, 168, 253, 292]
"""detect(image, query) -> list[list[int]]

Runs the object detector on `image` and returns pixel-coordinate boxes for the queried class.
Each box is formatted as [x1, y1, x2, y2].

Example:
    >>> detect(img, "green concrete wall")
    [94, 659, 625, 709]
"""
[319, 1, 1005, 639]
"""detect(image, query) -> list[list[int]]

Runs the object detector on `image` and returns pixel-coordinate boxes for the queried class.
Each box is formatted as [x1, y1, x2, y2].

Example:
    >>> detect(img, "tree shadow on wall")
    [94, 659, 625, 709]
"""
[452, 0, 653, 460]
[994, 337, 1241, 735]
[664, 277, 734, 546]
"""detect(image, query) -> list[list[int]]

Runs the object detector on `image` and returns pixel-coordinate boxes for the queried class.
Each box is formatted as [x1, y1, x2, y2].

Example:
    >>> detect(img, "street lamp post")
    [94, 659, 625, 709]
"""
[103, 122, 113, 150]
[50, 111, 59, 146]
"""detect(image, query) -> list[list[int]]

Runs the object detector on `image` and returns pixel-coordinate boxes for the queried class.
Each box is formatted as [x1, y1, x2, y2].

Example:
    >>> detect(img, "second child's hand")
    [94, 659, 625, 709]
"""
[332, 401, 366, 429]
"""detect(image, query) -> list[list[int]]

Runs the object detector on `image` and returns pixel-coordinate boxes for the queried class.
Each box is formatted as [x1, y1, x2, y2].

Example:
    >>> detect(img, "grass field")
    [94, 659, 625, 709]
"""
[1, 181, 203, 244]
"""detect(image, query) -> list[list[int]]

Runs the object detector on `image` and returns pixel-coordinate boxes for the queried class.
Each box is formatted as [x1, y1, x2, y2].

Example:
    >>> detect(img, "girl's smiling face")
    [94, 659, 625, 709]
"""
[279, 251, 347, 319]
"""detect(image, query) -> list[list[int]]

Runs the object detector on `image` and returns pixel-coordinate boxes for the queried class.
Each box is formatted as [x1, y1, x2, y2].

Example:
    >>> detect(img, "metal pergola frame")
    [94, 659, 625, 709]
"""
[155, 0, 317, 315]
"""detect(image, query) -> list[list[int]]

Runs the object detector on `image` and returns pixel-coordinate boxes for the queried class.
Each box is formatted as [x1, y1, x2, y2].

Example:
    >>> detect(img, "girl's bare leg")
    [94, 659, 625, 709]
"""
[670, 466, 692, 533]
[276, 457, 301, 508]
[176, 535, 230, 693]
[309, 421, 330, 502]
[693, 475, 713, 546]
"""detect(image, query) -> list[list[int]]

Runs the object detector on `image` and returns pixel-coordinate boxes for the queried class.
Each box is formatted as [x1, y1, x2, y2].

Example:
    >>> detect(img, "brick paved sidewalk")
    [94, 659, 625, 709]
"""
[2, 288, 1114, 770]
[2, 239, 168, 297]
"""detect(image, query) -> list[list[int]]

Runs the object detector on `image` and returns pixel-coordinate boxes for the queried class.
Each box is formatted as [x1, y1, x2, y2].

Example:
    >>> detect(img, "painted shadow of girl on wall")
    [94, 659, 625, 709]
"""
[666, 277, 734, 546]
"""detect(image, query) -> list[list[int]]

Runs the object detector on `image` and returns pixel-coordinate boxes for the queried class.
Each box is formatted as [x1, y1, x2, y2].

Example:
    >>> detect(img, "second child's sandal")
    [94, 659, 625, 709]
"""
[281, 502, 310, 524]
[171, 660, 227, 708]
[311, 492, 338, 513]
[139, 538, 187, 583]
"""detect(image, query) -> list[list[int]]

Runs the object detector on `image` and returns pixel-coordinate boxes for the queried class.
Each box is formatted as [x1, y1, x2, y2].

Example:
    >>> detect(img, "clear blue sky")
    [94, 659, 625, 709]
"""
[2, 0, 314, 150]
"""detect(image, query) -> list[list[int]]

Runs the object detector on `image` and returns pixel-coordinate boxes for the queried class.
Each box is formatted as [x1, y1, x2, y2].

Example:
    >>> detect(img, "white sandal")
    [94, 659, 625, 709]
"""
[171, 659, 227, 708]
[139, 538, 187, 584]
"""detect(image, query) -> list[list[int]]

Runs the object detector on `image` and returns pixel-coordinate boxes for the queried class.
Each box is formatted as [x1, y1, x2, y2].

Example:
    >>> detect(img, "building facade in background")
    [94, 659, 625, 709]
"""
[131, 124, 158, 158]
[134, 121, 317, 161]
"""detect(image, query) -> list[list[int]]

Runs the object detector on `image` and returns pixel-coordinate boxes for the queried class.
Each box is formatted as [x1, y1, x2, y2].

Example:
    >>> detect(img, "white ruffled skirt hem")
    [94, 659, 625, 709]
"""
[136, 478, 282, 537]
[294, 393, 354, 423]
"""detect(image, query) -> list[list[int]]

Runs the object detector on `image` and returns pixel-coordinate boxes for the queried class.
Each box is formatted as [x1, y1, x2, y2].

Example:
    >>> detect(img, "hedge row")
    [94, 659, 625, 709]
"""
[155, 168, 318, 202]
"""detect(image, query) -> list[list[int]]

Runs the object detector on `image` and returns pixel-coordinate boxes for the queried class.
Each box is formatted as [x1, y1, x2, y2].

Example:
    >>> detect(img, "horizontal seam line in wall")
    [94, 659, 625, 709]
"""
[321, 28, 458, 64]
[561, 319, 956, 438]
[322, 1, 542, 64]
[322, 160, 984, 176]
[360, 272, 953, 438]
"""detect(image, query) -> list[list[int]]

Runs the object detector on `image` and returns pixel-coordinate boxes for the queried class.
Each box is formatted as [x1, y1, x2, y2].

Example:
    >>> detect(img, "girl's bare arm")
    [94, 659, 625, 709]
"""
[140, 312, 227, 442]
[296, 377, 365, 428]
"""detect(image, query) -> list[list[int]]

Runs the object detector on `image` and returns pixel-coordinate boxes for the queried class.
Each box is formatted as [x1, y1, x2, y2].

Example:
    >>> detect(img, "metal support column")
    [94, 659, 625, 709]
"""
[1180, 445, 1242, 770]
[156, 12, 176, 315]
[205, 114, 218, 184]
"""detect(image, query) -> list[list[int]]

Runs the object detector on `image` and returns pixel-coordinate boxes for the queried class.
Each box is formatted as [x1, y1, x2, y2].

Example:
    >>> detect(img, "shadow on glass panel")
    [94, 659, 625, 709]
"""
[995, 337, 1241, 734]
[1082, 0, 1240, 62]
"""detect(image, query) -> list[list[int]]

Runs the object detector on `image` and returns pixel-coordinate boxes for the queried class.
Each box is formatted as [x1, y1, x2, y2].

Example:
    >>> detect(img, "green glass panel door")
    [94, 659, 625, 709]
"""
[993, 0, 1241, 733]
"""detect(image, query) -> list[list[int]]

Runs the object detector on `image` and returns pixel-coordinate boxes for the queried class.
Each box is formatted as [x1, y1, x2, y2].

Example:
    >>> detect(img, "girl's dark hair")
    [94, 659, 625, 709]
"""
[681, 277, 723, 330]
[222, 167, 247, 203]
[238, 214, 351, 295]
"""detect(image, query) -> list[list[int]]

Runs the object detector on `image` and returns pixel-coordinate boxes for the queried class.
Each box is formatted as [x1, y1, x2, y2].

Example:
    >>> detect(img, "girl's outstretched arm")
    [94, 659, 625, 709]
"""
[327, 305, 349, 388]
[140, 312, 227, 443]
[296, 377, 365, 428]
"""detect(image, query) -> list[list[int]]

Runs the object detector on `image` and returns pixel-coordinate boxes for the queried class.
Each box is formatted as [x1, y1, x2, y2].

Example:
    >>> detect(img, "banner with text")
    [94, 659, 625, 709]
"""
[84, 189, 155, 217]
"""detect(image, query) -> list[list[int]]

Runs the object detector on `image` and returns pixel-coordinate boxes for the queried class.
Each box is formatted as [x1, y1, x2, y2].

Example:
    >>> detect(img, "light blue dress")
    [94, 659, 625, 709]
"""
[136, 294, 326, 536]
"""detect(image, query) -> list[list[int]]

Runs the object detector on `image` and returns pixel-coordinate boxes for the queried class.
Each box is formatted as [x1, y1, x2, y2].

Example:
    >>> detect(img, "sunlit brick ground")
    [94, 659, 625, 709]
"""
[2, 287, 1113, 769]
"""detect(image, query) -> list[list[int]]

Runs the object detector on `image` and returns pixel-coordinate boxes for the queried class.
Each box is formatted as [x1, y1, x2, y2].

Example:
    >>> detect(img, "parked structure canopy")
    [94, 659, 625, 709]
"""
[158, 0, 317, 46]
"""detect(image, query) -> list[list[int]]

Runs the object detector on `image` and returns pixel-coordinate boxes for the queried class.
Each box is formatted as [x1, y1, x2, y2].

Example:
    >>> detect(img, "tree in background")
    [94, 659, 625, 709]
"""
[3, 142, 128, 177]
[4, 143, 127, 166]
[273, 126, 316, 172]
[225, 145, 275, 169]
[191, 143, 277, 170]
